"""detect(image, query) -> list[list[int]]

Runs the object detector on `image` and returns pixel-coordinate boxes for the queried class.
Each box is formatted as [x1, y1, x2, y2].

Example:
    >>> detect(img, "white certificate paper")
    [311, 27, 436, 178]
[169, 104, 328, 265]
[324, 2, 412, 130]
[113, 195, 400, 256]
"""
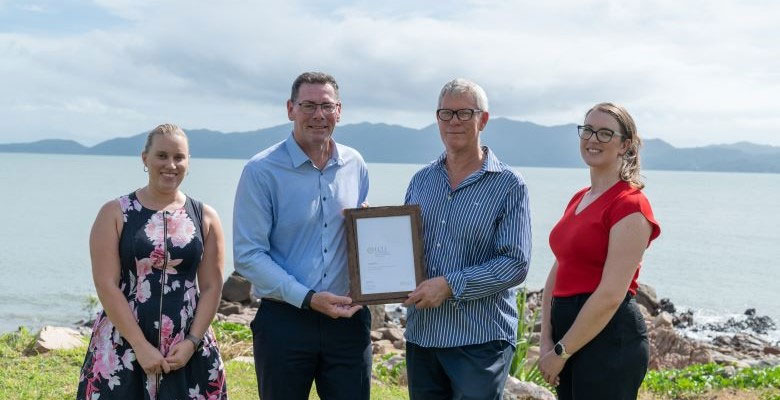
[356, 215, 417, 294]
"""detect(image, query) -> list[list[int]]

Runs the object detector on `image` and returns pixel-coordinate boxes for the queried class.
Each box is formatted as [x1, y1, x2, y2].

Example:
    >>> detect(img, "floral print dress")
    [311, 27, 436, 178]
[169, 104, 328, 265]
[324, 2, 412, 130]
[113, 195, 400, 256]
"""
[77, 192, 228, 399]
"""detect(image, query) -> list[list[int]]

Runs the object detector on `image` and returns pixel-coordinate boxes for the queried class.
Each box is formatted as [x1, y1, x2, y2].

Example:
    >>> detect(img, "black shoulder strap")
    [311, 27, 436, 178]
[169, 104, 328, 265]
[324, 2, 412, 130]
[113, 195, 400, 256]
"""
[187, 196, 205, 239]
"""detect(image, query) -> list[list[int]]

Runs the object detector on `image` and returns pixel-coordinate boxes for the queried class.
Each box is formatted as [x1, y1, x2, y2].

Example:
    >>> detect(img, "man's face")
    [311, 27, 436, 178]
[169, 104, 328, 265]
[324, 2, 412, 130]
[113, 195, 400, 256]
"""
[437, 92, 488, 154]
[287, 83, 341, 151]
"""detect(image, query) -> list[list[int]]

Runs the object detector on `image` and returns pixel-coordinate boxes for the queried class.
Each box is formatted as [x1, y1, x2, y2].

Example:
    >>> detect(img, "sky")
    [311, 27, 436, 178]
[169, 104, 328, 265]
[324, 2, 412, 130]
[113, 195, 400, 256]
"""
[1, 0, 778, 147]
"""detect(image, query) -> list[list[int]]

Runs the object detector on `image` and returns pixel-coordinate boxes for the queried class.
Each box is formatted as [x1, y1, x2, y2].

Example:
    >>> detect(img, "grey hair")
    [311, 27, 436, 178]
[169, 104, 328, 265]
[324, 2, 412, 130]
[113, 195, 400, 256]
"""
[438, 78, 489, 111]
[143, 123, 188, 154]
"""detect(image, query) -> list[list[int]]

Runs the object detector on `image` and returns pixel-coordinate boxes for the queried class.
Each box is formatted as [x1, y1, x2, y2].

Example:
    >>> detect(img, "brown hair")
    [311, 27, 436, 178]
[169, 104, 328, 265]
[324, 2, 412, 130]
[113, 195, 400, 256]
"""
[290, 72, 339, 103]
[142, 123, 188, 154]
[586, 102, 644, 189]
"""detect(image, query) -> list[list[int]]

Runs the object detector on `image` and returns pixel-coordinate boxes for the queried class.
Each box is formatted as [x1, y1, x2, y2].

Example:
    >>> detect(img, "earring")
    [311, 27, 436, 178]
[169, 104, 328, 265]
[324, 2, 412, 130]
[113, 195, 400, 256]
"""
[144, 165, 148, 172]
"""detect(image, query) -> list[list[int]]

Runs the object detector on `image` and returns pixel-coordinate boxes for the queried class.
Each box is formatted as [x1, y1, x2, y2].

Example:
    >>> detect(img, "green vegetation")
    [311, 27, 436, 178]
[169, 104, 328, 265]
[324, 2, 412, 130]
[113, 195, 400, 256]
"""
[509, 287, 553, 390]
[641, 363, 780, 399]
[3, 320, 778, 400]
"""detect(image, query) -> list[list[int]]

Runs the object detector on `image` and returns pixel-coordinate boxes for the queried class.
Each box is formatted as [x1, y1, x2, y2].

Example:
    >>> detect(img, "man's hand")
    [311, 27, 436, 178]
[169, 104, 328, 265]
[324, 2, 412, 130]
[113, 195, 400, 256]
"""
[403, 276, 452, 309]
[310, 291, 362, 318]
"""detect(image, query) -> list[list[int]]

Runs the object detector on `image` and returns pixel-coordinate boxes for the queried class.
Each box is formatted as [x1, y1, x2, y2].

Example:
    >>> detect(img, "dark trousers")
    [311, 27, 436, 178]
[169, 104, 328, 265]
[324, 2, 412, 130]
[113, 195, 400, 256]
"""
[406, 340, 514, 400]
[250, 300, 372, 400]
[552, 293, 649, 400]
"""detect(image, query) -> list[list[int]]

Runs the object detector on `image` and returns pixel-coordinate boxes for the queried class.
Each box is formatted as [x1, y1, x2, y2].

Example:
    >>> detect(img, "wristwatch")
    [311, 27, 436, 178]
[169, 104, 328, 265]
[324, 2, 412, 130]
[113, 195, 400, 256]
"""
[185, 333, 202, 349]
[554, 341, 571, 359]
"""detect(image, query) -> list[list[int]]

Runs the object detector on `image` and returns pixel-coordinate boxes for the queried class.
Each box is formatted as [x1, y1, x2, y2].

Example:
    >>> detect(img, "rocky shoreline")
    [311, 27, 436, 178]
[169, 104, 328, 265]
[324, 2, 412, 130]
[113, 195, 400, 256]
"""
[20, 272, 779, 400]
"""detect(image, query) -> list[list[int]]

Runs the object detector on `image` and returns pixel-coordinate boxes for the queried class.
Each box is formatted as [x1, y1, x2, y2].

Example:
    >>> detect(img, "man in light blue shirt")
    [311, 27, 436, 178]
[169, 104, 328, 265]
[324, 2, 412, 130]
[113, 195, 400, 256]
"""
[233, 72, 370, 400]
[403, 78, 532, 399]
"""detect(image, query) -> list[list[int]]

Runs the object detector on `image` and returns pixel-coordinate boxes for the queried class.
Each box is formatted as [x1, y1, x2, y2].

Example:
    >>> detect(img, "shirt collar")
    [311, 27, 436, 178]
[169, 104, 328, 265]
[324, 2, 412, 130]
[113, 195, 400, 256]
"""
[436, 146, 502, 173]
[284, 132, 343, 168]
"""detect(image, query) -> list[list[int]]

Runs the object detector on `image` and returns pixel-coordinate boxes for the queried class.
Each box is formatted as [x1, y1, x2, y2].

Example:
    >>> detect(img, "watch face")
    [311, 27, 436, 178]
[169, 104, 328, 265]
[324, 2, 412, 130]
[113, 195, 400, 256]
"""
[554, 343, 563, 356]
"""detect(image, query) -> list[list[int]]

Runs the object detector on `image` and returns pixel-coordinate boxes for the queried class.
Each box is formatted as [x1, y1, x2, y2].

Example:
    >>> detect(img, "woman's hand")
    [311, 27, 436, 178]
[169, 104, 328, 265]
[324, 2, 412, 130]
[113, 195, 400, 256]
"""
[135, 341, 170, 375]
[538, 350, 564, 387]
[165, 340, 196, 371]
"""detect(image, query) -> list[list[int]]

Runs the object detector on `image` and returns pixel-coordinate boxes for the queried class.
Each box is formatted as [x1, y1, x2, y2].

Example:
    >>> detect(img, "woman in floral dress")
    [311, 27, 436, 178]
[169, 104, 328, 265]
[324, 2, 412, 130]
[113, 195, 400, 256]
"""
[77, 124, 228, 399]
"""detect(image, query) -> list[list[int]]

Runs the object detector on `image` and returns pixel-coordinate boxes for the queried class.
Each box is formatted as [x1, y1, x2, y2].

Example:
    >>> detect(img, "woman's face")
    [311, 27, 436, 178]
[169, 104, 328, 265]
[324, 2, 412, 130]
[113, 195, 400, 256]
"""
[142, 133, 189, 194]
[579, 109, 628, 170]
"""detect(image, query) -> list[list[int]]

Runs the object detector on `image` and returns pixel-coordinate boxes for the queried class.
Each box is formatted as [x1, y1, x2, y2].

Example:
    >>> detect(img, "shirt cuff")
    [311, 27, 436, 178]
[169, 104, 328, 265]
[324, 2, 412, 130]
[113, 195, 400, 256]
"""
[286, 283, 312, 309]
[444, 271, 466, 299]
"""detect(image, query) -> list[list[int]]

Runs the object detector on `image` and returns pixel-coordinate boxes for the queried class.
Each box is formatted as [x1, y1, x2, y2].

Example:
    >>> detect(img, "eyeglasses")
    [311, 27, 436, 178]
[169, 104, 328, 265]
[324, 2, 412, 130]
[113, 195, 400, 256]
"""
[577, 125, 623, 143]
[436, 108, 482, 121]
[297, 101, 340, 114]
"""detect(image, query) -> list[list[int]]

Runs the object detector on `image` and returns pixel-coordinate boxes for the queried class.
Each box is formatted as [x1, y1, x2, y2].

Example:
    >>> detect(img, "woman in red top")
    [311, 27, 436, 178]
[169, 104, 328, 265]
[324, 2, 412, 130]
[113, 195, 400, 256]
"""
[539, 103, 660, 399]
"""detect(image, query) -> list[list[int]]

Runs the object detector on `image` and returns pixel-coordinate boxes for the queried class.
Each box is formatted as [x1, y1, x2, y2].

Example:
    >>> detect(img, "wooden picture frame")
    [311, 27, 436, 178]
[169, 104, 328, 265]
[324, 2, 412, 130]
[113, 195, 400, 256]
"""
[344, 205, 426, 305]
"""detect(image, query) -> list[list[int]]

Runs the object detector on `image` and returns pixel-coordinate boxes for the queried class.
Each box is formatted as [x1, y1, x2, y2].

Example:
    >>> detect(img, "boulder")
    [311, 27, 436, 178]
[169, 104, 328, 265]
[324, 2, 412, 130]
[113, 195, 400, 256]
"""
[502, 376, 556, 400]
[31, 326, 84, 354]
[218, 300, 242, 316]
[372, 339, 401, 355]
[635, 283, 660, 316]
[377, 327, 405, 342]
[368, 304, 386, 330]
[222, 271, 252, 303]
[370, 330, 384, 341]
[653, 312, 674, 329]
[648, 327, 712, 369]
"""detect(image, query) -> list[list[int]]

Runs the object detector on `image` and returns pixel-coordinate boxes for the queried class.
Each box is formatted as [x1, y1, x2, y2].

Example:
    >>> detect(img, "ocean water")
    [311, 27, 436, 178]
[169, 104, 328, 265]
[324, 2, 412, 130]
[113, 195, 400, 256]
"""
[1, 153, 778, 341]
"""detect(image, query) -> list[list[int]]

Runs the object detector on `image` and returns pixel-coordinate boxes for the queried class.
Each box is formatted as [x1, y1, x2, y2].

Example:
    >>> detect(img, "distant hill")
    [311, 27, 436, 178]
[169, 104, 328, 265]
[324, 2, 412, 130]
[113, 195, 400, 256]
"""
[2, 119, 779, 173]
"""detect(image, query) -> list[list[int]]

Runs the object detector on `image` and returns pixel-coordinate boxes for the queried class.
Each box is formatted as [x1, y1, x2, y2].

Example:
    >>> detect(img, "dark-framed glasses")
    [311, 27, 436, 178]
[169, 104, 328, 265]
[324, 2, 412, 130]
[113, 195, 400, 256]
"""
[298, 101, 340, 114]
[577, 125, 622, 143]
[437, 108, 482, 121]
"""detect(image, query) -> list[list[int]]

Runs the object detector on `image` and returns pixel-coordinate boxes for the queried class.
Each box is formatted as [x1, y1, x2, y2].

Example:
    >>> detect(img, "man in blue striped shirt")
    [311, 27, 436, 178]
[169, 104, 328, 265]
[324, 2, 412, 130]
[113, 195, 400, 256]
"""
[403, 78, 532, 399]
[233, 72, 371, 400]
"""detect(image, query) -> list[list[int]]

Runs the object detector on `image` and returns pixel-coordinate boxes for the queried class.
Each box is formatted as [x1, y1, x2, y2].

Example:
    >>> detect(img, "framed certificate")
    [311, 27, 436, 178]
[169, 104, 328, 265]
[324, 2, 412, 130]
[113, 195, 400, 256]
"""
[344, 205, 426, 305]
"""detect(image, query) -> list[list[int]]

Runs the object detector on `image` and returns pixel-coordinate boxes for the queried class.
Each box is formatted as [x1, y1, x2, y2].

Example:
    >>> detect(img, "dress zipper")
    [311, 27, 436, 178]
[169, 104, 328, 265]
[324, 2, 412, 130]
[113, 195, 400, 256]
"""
[155, 210, 169, 391]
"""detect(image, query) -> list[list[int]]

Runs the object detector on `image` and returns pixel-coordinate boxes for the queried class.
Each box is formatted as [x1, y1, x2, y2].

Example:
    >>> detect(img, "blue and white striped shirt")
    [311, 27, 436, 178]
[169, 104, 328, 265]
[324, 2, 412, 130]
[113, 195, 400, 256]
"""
[404, 147, 531, 348]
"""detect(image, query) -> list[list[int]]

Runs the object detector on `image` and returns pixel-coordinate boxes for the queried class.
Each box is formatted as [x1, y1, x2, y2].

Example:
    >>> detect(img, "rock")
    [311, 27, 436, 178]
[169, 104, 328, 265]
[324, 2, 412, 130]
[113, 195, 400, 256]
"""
[764, 346, 780, 355]
[718, 366, 737, 378]
[222, 271, 252, 303]
[653, 312, 674, 329]
[658, 298, 676, 314]
[524, 346, 541, 367]
[31, 326, 84, 354]
[745, 308, 756, 317]
[528, 332, 541, 346]
[372, 339, 400, 355]
[218, 300, 242, 316]
[393, 339, 406, 350]
[377, 327, 405, 342]
[232, 356, 255, 364]
[648, 327, 712, 369]
[636, 283, 660, 316]
[672, 309, 694, 328]
[368, 305, 386, 330]
[637, 303, 652, 320]
[502, 376, 556, 400]
[370, 330, 384, 341]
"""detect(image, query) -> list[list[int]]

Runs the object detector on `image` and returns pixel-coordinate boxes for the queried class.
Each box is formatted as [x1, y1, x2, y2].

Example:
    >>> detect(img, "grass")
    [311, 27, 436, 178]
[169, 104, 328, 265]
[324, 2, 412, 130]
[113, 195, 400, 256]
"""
[2, 321, 778, 400]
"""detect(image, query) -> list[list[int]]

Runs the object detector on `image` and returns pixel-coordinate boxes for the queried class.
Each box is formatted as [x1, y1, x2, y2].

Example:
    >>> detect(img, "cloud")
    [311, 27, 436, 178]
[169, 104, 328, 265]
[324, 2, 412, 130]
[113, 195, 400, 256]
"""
[0, 0, 778, 147]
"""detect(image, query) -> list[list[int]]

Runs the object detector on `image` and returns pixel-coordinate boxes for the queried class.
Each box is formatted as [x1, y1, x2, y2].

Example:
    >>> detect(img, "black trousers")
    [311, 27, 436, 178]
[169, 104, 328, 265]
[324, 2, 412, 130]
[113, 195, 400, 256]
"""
[250, 300, 372, 400]
[406, 340, 514, 400]
[551, 293, 649, 400]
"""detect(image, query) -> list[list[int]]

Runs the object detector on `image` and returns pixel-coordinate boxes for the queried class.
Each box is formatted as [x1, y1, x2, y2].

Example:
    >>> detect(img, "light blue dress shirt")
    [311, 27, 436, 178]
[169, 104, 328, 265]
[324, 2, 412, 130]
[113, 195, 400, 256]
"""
[404, 147, 531, 348]
[233, 134, 369, 308]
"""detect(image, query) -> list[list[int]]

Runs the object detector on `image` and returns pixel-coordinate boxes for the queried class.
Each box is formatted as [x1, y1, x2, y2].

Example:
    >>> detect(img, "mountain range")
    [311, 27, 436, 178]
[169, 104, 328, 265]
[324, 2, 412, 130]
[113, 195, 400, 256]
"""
[2, 119, 779, 173]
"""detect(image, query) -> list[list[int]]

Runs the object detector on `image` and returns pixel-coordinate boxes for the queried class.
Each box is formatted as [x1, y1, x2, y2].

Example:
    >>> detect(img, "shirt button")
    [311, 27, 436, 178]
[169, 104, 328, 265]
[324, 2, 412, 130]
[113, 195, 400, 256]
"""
[324, 223, 328, 227]
[322, 197, 326, 201]
[324, 248, 328, 253]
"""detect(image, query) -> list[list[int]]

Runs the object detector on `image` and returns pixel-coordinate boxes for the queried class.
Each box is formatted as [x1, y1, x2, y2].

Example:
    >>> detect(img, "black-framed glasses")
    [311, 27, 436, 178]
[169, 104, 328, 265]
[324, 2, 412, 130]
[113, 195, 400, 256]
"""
[436, 108, 482, 121]
[577, 125, 623, 143]
[297, 101, 340, 114]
